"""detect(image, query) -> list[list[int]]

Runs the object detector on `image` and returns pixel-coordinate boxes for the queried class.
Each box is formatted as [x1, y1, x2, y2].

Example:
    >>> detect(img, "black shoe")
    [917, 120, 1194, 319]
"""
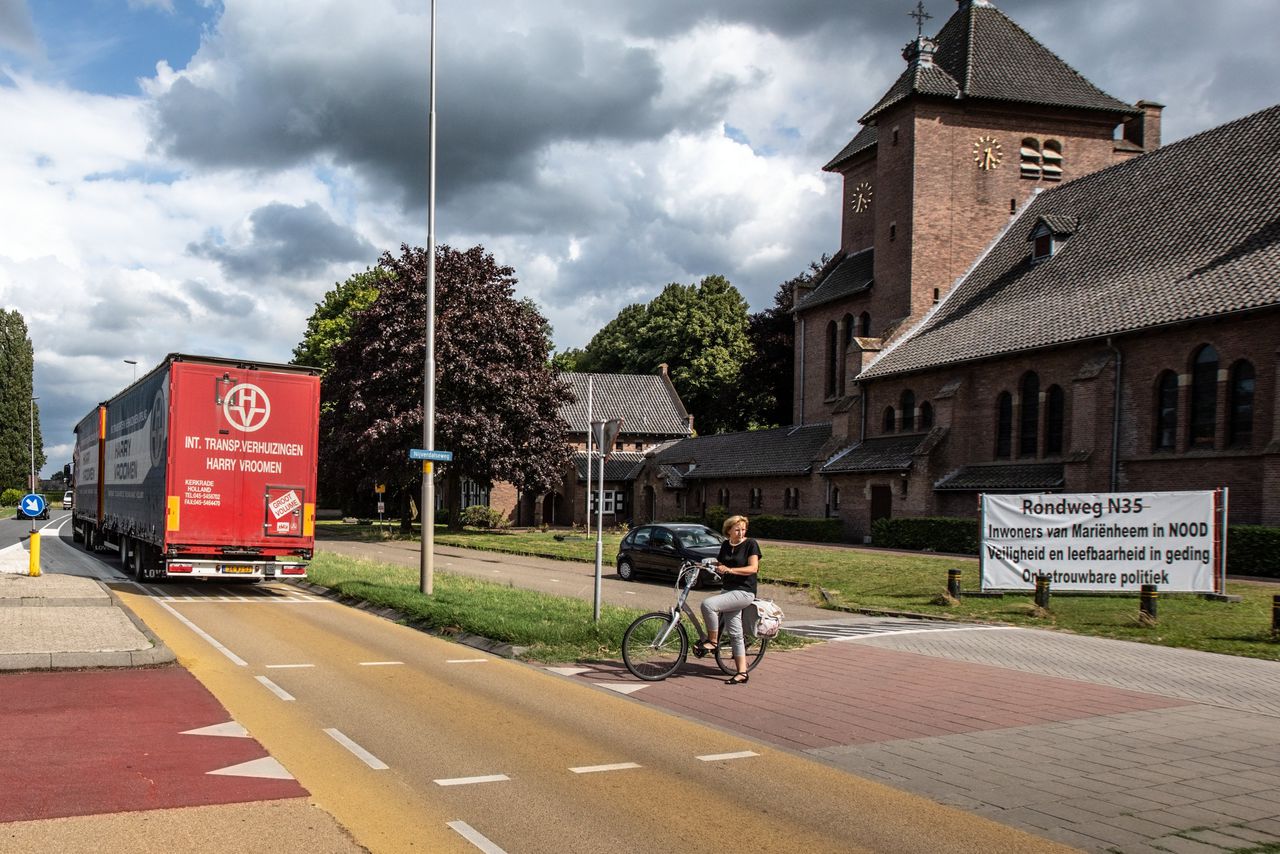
[725, 672, 749, 685]
[693, 640, 717, 659]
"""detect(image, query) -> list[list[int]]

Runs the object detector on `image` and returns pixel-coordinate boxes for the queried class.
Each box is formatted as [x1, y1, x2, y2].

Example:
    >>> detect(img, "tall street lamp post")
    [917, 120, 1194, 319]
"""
[124, 359, 138, 382]
[420, 0, 438, 595]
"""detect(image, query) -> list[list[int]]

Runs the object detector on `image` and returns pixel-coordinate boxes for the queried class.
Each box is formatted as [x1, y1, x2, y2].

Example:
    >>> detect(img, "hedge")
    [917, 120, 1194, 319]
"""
[872, 516, 980, 555]
[871, 515, 1280, 578]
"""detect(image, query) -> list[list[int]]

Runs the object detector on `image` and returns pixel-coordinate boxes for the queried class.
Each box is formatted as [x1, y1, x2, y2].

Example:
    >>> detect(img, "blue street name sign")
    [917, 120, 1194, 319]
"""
[409, 448, 453, 462]
[21, 494, 46, 515]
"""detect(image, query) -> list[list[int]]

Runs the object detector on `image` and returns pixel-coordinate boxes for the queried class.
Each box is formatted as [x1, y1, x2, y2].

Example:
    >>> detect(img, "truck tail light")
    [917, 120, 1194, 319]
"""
[280, 565, 306, 575]
[168, 564, 194, 573]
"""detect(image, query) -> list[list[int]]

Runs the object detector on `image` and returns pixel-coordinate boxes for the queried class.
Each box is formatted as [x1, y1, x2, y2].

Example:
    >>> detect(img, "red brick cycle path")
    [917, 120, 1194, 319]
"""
[578, 642, 1191, 752]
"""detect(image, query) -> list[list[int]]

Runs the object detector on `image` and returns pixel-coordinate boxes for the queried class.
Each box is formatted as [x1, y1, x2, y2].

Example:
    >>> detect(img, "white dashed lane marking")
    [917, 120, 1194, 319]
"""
[435, 774, 510, 787]
[448, 820, 509, 854]
[254, 675, 296, 701]
[569, 762, 641, 774]
[324, 728, 389, 770]
[697, 751, 759, 762]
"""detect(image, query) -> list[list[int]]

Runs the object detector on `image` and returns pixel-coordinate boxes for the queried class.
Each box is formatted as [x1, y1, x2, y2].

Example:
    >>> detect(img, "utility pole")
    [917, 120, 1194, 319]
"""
[420, 0, 438, 595]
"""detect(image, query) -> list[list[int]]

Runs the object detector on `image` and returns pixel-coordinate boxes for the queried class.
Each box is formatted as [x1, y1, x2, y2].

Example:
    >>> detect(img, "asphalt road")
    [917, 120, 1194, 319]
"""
[115, 569, 1071, 853]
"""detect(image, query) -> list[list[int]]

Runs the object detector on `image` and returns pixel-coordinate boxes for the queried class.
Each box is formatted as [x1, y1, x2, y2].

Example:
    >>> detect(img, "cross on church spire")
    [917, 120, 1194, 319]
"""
[908, 1, 932, 37]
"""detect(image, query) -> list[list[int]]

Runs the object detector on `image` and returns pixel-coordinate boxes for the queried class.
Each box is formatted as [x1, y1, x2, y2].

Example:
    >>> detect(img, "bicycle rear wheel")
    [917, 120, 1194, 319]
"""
[714, 634, 768, 676]
[622, 613, 688, 681]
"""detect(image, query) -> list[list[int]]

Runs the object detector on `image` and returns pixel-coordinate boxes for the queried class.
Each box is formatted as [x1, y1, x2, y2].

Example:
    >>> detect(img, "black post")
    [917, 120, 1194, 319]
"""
[1034, 574, 1050, 609]
[1140, 584, 1158, 620]
[1272, 594, 1279, 640]
[947, 568, 962, 598]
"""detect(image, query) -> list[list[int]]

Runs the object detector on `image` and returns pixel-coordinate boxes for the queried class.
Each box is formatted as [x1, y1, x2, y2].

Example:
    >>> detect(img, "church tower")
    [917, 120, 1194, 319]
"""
[794, 0, 1162, 427]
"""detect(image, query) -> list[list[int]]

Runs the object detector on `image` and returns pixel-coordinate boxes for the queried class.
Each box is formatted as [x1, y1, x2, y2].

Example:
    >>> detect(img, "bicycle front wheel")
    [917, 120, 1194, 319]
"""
[714, 634, 769, 676]
[622, 613, 688, 681]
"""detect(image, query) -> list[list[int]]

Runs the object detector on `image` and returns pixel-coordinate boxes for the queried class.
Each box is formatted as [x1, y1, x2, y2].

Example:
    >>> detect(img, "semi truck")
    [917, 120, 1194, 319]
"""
[72, 354, 321, 582]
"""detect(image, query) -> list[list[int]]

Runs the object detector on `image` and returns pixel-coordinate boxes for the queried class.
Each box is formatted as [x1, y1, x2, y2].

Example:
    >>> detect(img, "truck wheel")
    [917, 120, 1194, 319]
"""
[72, 523, 84, 544]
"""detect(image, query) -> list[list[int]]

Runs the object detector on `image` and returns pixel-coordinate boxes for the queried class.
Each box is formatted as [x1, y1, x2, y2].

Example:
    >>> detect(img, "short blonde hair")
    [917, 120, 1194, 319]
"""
[722, 515, 749, 537]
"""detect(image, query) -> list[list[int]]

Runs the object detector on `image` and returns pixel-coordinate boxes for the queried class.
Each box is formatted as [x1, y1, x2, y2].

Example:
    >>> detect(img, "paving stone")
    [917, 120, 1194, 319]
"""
[1146, 836, 1238, 854]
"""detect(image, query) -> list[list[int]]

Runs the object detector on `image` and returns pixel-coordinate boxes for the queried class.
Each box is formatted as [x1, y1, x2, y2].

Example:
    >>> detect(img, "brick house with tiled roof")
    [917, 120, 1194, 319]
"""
[634, 0, 1279, 537]
[508, 368, 692, 526]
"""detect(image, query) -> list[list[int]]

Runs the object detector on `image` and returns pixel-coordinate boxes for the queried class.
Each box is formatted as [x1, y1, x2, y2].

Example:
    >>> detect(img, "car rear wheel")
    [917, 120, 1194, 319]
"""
[617, 558, 636, 581]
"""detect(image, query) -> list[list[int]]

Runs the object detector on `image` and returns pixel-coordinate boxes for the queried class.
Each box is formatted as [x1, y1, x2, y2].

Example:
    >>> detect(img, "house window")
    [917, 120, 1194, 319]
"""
[782, 487, 800, 510]
[1019, 372, 1040, 457]
[995, 392, 1013, 459]
[717, 487, 729, 508]
[859, 312, 871, 337]
[900, 390, 916, 431]
[1042, 140, 1063, 180]
[882, 406, 896, 433]
[889, 222, 896, 241]
[1155, 370, 1178, 450]
[832, 487, 840, 511]
[749, 487, 762, 510]
[1045, 385, 1065, 455]
[1189, 345, 1219, 446]
[1229, 360, 1255, 448]
[919, 401, 934, 430]
[825, 320, 838, 398]
[1031, 225, 1054, 262]
[589, 490, 626, 514]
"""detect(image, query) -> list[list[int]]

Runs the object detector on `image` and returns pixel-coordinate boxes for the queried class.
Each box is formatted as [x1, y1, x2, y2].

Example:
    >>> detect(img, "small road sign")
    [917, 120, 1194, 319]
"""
[21, 494, 46, 516]
[409, 448, 453, 462]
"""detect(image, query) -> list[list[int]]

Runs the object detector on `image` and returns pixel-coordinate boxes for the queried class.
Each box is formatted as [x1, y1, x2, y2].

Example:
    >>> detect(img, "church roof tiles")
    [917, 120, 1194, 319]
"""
[653, 423, 832, 479]
[560, 372, 691, 437]
[860, 103, 1280, 380]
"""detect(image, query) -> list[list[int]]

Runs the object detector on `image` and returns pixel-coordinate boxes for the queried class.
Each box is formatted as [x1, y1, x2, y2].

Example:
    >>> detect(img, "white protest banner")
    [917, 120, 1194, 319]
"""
[981, 490, 1220, 593]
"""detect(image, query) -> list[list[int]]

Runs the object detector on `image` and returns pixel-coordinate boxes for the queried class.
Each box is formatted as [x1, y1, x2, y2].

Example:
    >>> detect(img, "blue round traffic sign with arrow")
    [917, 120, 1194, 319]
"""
[20, 494, 47, 518]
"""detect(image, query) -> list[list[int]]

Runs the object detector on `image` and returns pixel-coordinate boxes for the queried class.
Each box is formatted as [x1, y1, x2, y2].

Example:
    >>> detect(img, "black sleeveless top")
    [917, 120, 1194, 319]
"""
[718, 538, 761, 596]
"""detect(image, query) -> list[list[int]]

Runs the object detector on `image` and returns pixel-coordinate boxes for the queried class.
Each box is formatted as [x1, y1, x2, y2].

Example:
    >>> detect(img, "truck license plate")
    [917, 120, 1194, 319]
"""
[223, 565, 254, 574]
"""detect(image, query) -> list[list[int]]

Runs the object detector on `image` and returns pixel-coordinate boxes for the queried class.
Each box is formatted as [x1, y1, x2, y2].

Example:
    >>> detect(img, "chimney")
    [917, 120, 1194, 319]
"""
[657, 362, 668, 377]
[1122, 100, 1164, 150]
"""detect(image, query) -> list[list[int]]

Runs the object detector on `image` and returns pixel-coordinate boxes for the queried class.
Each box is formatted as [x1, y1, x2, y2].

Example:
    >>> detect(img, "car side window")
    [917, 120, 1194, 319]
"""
[652, 529, 674, 548]
[631, 528, 651, 546]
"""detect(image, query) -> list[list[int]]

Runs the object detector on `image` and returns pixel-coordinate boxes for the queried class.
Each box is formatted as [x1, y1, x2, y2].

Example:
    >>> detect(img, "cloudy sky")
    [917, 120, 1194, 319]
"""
[2, 0, 1277, 474]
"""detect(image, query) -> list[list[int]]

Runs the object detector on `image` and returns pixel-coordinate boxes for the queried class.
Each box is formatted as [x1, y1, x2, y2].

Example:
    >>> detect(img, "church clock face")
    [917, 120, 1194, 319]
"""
[973, 135, 1002, 171]
[850, 181, 873, 213]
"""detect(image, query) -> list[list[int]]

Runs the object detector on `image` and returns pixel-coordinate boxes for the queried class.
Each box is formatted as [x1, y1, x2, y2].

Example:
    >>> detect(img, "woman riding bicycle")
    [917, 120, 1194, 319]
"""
[695, 515, 761, 684]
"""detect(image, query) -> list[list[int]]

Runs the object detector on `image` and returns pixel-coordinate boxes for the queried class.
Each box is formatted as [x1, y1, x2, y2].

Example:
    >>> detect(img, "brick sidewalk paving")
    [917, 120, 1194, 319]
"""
[573, 628, 1280, 853]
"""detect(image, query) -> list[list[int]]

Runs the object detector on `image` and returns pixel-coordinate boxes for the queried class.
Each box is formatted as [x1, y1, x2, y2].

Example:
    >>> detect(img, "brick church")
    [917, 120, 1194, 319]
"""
[631, 0, 1279, 537]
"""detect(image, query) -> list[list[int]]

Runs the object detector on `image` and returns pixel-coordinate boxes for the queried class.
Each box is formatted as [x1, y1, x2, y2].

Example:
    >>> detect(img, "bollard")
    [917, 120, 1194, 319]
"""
[947, 568, 962, 599]
[28, 532, 41, 577]
[1034, 573, 1050, 609]
[1272, 595, 1279, 640]
[1140, 584, 1158, 620]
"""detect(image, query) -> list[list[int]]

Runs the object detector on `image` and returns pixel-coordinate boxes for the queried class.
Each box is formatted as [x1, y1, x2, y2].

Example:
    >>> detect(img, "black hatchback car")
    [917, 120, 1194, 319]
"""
[616, 523, 724, 586]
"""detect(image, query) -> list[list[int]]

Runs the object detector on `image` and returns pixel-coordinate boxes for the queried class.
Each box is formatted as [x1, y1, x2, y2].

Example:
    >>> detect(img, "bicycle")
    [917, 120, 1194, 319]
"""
[621, 560, 769, 681]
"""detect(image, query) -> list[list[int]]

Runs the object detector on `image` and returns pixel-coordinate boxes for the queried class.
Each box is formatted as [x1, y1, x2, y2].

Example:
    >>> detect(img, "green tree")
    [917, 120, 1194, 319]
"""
[0, 310, 43, 490]
[549, 347, 585, 372]
[736, 258, 827, 429]
[292, 268, 385, 372]
[577, 275, 753, 433]
[320, 244, 571, 529]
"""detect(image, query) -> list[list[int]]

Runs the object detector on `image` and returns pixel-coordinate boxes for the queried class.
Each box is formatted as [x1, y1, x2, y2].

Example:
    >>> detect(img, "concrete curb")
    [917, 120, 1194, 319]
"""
[103, 581, 177, 667]
[291, 580, 529, 658]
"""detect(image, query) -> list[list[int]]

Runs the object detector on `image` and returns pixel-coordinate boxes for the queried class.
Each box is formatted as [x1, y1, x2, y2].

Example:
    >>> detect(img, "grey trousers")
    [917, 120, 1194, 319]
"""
[701, 589, 755, 657]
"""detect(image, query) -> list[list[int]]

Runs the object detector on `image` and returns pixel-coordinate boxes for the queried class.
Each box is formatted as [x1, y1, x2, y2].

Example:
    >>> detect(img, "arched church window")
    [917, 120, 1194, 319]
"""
[1019, 372, 1040, 457]
[825, 321, 838, 398]
[919, 401, 934, 430]
[900, 390, 916, 431]
[1042, 140, 1063, 181]
[1154, 370, 1178, 451]
[1229, 360, 1255, 448]
[859, 312, 871, 337]
[1189, 345, 1219, 446]
[882, 406, 896, 434]
[995, 392, 1013, 459]
[1020, 138, 1041, 179]
[1045, 385, 1065, 455]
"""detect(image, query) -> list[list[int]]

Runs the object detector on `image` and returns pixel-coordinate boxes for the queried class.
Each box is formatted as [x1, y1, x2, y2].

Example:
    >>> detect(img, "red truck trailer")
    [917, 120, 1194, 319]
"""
[72, 354, 320, 581]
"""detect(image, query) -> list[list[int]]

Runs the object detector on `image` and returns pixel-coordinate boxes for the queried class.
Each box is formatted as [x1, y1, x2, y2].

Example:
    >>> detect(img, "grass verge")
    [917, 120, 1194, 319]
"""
[319, 522, 1280, 661]
[304, 551, 808, 663]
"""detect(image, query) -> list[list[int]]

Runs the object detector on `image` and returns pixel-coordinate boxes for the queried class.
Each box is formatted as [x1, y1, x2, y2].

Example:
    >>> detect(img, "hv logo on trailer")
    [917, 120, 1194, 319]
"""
[224, 384, 271, 433]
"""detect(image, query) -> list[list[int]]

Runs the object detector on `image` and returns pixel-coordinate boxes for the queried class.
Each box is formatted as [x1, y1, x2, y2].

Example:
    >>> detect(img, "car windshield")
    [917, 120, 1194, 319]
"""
[677, 528, 721, 548]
